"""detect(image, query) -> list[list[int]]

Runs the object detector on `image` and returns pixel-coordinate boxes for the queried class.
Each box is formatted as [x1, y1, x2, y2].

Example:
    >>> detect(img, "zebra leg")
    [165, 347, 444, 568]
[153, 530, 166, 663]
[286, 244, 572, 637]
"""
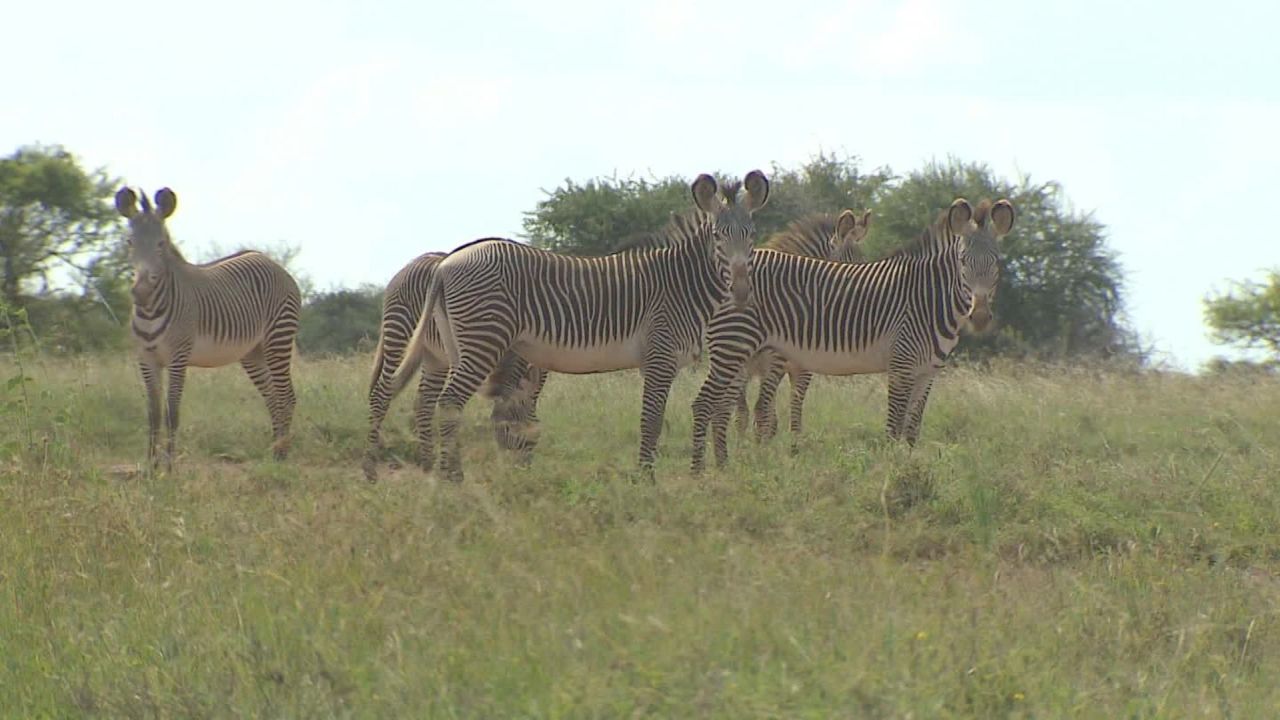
[163, 356, 190, 471]
[637, 358, 678, 481]
[902, 373, 939, 446]
[787, 369, 814, 455]
[240, 347, 283, 459]
[710, 370, 747, 469]
[885, 366, 915, 442]
[262, 314, 298, 461]
[139, 360, 163, 469]
[411, 365, 447, 473]
[753, 355, 786, 443]
[692, 344, 753, 475]
[436, 356, 496, 483]
[733, 379, 750, 437]
[363, 344, 398, 480]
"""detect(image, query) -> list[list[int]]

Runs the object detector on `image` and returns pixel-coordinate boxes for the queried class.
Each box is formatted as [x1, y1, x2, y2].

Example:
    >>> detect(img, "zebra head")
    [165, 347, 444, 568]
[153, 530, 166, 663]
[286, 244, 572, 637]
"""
[831, 209, 872, 264]
[948, 197, 1015, 334]
[115, 187, 180, 276]
[691, 170, 770, 310]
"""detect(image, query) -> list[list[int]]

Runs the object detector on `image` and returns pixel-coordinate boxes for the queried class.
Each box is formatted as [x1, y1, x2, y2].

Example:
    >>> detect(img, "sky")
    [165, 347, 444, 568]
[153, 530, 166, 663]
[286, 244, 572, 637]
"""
[5, 0, 1278, 370]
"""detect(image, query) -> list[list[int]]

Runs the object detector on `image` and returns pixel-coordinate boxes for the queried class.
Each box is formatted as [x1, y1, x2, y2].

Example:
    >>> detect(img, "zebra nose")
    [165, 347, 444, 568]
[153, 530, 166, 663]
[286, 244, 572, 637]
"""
[968, 295, 993, 332]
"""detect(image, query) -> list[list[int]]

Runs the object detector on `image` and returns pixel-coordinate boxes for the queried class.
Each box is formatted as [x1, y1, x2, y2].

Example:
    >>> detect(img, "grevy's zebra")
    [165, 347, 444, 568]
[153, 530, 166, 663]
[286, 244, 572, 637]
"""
[732, 209, 872, 445]
[115, 187, 301, 468]
[390, 171, 770, 481]
[692, 197, 1015, 473]
[363, 251, 546, 482]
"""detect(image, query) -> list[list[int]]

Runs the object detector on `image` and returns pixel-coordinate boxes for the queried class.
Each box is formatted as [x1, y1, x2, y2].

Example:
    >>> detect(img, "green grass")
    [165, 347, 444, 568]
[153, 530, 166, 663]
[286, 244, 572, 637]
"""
[2, 353, 1279, 717]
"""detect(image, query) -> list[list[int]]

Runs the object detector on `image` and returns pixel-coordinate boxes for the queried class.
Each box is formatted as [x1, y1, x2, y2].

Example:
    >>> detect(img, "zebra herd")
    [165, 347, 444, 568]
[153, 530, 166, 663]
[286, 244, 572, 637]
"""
[113, 172, 1015, 480]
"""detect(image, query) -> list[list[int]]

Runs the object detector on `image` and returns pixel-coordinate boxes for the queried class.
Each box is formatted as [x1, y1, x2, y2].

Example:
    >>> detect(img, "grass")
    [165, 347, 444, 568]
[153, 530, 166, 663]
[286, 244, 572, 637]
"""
[2, 353, 1279, 717]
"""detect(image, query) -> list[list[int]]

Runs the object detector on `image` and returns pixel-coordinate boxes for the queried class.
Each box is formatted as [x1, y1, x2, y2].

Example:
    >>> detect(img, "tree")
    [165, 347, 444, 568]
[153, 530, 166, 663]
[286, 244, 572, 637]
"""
[0, 145, 122, 308]
[753, 152, 894, 239]
[1204, 269, 1280, 358]
[521, 153, 895, 256]
[522, 173, 690, 256]
[0, 145, 130, 352]
[297, 285, 383, 355]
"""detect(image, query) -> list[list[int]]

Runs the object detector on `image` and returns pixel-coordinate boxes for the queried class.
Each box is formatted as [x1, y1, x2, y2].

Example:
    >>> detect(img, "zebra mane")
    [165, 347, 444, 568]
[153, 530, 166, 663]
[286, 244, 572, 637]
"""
[972, 199, 994, 227]
[718, 179, 743, 206]
[888, 206, 963, 258]
[139, 190, 153, 214]
[763, 214, 838, 255]
[448, 236, 522, 255]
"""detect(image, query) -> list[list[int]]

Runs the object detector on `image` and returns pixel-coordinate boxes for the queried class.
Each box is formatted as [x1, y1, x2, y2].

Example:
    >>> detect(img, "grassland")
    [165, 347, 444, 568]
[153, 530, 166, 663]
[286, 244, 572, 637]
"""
[1, 353, 1279, 718]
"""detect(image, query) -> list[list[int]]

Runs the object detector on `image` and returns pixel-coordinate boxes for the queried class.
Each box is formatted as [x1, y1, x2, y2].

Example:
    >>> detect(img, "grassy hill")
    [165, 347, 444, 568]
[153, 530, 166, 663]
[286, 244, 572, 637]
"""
[2, 354, 1278, 717]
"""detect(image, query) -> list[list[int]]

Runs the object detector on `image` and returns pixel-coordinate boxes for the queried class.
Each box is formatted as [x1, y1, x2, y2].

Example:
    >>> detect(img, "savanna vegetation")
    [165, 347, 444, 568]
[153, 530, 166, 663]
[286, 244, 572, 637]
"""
[2, 353, 1278, 716]
[4, 143, 1279, 716]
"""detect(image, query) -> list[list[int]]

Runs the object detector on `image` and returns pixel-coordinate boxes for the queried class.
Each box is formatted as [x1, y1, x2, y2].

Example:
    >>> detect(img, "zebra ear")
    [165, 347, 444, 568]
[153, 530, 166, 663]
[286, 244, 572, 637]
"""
[859, 209, 872, 231]
[947, 199, 974, 234]
[691, 174, 721, 215]
[835, 209, 861, 243]
[990, 199, 1015, 236]
[154, 188, 178, 219]
[741, 170, 770, 213]
[115, 187, 140, 218]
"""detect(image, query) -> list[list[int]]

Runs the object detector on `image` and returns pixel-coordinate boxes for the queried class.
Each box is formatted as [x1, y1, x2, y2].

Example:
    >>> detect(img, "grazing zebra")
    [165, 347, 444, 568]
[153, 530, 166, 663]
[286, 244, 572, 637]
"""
[691, 197, 1016, 473]
[363, 251, 547, 482]
[732, 209, 872, 445]
[390, 171, 770, 481]
[114, 187, 301, 469]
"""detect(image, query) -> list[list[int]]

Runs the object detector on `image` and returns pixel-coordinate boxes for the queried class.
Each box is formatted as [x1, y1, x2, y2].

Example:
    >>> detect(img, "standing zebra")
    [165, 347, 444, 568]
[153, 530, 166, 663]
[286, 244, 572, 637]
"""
[732, 209, 872, 444]
[115, 187, 301, 469]
[390, 171, 770, 482]
[363, 251, 547, 482]
[691, 197, 1015, 473]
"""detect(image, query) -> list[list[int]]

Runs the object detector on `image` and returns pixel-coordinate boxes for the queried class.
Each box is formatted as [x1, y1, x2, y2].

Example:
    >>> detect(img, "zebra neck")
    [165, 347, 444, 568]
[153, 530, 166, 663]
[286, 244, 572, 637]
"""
[656, 240, 724, 319]
[928, 243, 968, 346]
[131, 267, 177, 323]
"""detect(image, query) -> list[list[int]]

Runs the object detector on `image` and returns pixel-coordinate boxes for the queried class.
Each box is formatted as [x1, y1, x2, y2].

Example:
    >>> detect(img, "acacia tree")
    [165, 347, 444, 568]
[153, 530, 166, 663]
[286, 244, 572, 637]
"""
[1204, 270, 1280, 359]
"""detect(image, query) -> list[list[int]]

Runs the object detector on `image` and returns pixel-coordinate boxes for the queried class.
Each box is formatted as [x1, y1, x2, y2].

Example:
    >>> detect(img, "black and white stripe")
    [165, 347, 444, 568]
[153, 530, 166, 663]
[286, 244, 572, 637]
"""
[116, 187, 302, 469]
[390, 171, 770, 481]
[691, 197, 1016, 472]
[363, 251, 547, 481]
[733, 209, 871, 445]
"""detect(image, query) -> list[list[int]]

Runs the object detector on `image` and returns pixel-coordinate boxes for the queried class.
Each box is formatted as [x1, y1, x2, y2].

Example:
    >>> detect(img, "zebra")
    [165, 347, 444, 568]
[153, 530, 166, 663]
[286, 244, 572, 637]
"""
[114, 187, 302, 469]
[363, 251, 547, 482]
[691, 197, 1015, 473]
[390, 171, 771, 482]
[731, 209, 872, 445]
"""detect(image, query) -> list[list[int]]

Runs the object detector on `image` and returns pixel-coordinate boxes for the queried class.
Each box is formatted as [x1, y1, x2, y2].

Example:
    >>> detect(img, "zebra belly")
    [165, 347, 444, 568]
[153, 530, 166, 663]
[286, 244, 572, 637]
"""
[770, 336, 893, 376]
[514, 336, 645, 374]
[188, 335, 261, 368]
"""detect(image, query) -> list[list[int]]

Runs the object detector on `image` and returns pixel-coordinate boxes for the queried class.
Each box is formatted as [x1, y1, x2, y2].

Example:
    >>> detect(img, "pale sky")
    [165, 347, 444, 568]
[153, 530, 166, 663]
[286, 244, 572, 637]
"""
[5, 0, 1278, 370]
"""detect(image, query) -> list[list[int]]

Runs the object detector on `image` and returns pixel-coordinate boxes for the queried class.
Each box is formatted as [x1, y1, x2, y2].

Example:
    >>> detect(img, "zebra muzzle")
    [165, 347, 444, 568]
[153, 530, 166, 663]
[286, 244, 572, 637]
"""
[730, 263, 754, 309]
[968, 296, 993, 333]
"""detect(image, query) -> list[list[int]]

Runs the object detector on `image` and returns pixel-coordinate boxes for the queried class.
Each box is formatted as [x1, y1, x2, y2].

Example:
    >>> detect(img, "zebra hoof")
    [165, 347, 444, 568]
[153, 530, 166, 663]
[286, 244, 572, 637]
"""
[361, 458, 380, 483]
[271, 437, 292, 461]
